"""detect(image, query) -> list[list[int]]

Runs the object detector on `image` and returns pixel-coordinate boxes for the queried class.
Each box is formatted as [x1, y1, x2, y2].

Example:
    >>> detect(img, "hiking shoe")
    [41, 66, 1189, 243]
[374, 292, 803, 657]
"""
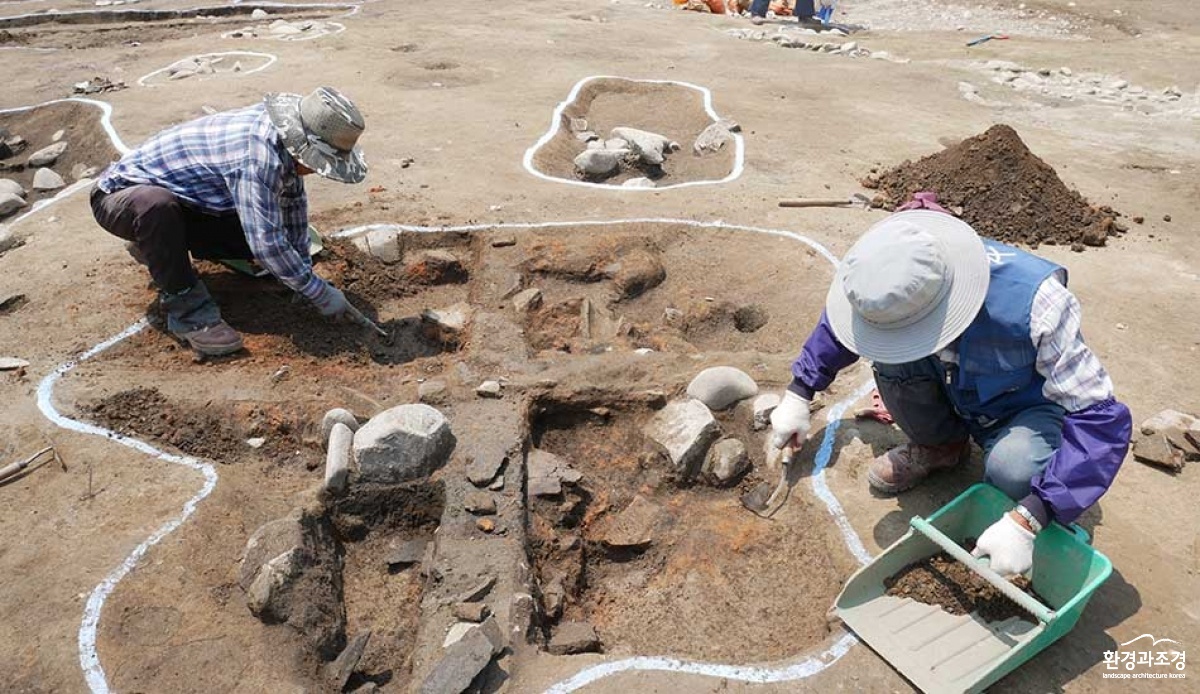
[175, 320, 244, 357]
[868, 440, 969, 494]
[750, 15, 766, 25]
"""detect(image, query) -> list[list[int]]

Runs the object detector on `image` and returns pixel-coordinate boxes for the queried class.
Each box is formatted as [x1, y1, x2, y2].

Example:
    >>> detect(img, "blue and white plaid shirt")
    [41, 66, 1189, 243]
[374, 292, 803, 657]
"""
[97, 104, 325, 300]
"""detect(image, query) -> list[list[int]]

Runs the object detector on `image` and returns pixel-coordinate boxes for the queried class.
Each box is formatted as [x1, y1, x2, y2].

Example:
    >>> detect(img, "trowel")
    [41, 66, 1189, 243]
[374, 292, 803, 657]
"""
[741, 442, 796, 519]
[345, 303, 389, 340]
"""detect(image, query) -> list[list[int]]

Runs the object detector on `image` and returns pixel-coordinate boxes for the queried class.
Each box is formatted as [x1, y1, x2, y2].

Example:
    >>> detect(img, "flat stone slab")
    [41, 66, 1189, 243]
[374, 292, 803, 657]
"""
[548, 621, 601, 655]
[602, 494, 665, 549]
[384, 538, 428, 568]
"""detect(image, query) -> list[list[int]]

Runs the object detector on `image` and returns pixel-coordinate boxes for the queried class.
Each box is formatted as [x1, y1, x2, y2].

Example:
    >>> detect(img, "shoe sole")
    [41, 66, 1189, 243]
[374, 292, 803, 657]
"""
[191, 341, 245, 357]
[867, 468, 916, 495]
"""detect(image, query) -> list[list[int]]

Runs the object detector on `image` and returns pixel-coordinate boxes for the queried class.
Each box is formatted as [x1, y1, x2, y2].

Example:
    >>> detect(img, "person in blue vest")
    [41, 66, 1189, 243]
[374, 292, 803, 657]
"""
[768, 199, 1132, 576]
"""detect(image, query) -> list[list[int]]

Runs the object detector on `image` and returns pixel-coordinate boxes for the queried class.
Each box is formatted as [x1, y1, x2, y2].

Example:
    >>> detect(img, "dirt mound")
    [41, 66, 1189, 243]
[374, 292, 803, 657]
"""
[83, 387, 319, 466]
[863, 124, 1123, 249]
[885, 550, 1043, 623]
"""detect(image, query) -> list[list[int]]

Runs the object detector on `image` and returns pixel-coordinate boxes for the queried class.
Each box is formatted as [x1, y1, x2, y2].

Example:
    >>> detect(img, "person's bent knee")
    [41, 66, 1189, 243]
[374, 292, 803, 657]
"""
[983, 427, 1048, 499]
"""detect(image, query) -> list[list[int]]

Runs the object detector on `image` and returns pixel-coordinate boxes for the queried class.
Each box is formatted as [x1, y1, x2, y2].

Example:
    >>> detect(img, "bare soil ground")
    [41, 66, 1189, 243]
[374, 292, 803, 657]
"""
[0, 101, 120, 205]
[0, 0, 1197, 693]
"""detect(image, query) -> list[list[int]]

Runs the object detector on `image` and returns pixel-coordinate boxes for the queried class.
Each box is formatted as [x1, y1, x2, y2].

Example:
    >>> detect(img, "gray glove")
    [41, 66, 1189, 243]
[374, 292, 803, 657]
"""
[311, 281, 350, 319]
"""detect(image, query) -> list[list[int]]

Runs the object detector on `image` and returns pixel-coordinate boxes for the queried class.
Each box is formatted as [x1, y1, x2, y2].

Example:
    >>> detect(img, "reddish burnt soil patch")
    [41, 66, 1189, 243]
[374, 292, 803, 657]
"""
[885, 550, 1043, 623]
[523, 395, 846, 661]
[0, 101, 121, 207]
[83, 387, 320, 467]
[863, 124, 1124, 249]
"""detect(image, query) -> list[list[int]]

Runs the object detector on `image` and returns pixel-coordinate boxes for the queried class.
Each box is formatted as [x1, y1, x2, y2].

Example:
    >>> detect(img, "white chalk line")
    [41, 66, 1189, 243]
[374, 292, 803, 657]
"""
[136, 51, 278, 87]
[520, 75, 746, 192]
[35, 319, 220, 694]
[0, 1, 361, 24]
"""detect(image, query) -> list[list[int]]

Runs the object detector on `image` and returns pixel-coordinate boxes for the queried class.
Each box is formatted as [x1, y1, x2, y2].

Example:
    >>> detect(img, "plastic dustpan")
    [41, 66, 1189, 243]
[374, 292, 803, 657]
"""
[835, 483, 1112, 693]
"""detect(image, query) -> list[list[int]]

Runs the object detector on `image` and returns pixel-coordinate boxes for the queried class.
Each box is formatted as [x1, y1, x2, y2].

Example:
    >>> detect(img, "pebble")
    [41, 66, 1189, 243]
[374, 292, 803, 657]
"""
[491, 234, 516, 248]
[421, 302, 473, 336]
[418, 379, 448, 404]
[453, 602, 490, 623]
[569, 117, 588, 132]
[621, 177, 655, 188]
[251, 8, 269, 18]
[51, 129, 65, 142]
[27, 142, 67, 168]
[0, 357, 30, 370]
[246, 437, 266, 449]
[512, 287, 543, 313]
[476, 380, 502, 398]
[32, 168, 66, 191]
[476, 517, 496, 533]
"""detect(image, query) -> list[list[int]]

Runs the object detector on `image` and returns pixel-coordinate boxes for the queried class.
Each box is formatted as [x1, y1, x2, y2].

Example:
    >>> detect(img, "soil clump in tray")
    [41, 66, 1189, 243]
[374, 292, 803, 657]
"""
[863, 124, 1123, 249]
[884, 550, 1044, 623]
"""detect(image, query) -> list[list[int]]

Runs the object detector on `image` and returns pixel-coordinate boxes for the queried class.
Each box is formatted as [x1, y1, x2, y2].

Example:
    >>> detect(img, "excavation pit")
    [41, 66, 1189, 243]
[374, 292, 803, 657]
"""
[524, 394, 854, 661]
[528, 78, 741, 188]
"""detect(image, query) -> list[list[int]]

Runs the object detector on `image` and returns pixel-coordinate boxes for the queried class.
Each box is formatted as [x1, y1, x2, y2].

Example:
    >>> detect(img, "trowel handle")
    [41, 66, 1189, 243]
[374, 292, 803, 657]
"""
[910, 516, 1054, 624]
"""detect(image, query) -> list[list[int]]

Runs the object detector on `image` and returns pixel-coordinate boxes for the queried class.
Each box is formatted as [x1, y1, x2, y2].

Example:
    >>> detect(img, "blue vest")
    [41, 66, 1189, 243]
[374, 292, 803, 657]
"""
[947, 240, 1065, 424]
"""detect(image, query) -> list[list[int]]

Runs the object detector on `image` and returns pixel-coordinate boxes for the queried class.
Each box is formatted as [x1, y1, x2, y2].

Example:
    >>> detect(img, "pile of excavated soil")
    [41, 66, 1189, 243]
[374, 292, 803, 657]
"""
[863, 124, 1123, 249]
[885, 550, 1043, 623]
[83, 387, 319, 466]
[531, 78, 736, 186]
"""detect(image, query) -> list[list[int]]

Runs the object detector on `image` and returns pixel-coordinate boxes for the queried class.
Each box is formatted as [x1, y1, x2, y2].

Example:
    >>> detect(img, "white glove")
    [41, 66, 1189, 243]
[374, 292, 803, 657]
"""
[971, 513, 1035, 576]
[769, 391, 811, 450]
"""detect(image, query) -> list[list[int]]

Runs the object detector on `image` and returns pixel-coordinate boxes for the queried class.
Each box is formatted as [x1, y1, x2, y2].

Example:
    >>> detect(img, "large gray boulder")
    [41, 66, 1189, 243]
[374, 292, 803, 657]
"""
[686, 366, 758, 410]
[610, 127, 679, 166]
[352, 404, 455, 484]
[642, 398, 719, 476]
[0, 179, 25, 198]
[573, 149, 624, 178]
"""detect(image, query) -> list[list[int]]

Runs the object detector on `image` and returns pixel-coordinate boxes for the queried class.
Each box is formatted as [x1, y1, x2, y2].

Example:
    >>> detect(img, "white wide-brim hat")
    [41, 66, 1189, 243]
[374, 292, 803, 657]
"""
[825, 210, 990, 364]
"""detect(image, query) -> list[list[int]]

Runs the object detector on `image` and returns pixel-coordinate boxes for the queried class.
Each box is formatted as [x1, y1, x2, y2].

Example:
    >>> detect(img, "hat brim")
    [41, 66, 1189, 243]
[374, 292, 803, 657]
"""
[825, 210, 990, 364]
[264, 93, 367, 184]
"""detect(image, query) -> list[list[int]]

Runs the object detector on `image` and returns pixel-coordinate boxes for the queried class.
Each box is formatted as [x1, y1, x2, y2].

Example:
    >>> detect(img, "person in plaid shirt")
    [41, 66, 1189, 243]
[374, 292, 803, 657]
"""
[768, 194, 1131, 576]
[91, 87, 367, 356]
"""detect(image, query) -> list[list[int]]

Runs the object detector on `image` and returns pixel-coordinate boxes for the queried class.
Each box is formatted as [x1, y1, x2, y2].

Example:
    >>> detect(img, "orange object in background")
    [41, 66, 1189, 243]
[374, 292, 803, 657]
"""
[769, 0, 795, 16]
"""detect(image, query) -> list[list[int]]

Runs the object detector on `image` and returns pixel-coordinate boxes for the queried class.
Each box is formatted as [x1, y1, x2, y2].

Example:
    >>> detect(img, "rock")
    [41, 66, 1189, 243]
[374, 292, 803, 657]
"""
[686, 366, 759, 410]
[362, 227, 402, 263]
[621, 177, 655, 188]
[0, 179, 25, 198]
[251, 7, 269, 18]
[702, 438, 749, 486]
[610, 127, 679, 166]
[1163, 427, 1200, 461]
[492, 234, 516, 248]
[512, 287, 543, 313]
[752, 393, 781, 431]
[31, 168, 66, 191]
[411, 381, 446, 406]
[241, 511, 346, 658]
[466, 448, 507, 487]
[0, 357, 30, 370]
[404, 249, 467, 285]
[575, 130, 599, 142]
[443, 621, 474, 646]
[351, 684, 378, 694]
[352, 404, 456, 484]
[692, 119, 737, 155]
[384, 538, 428, 567]
[322, 408, 360, 441]
[246, 437, 266, 449]
[643, 399, 719, 475]
[71, 163, 98, 180]
[324, 422, 354, 494]
[0, 228, 15, 254]
[453, 602, 489, 623]
[269, 20, 303, 35]
[451, 576, 496, 604]
[27, 142, 67, 167]
[603, 250, 665, 300]
[573, 149, 624, 178]
[1140, 409, 1196, 435]
[569, 117, 589, 132]
[476, 517, 496, 533]
[0, 193, 26, 218]
[421, 302, 473, 341]
[325, 630, 371, 691]
[604, 137, 628, 151]
[420, 627, 496, 694]
[1133, 434, 1183, 472]
[548, 621, 601, 655]
[476, 380, 502, 398]
[464, 491, 497, 515]
[603, 494, 665, 548]
[541, 577, 566, 619]
[985, 60, 1023, 71]
[527, 449, 581, 497]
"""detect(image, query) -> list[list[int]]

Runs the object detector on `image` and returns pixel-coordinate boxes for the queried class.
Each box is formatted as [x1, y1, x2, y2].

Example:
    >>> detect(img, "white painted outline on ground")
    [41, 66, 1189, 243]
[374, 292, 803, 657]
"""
[521, 76, 746, 192]
[22, 183, 875, 689]
[0, 1, 360, 24]
[136, 51, 277, 87]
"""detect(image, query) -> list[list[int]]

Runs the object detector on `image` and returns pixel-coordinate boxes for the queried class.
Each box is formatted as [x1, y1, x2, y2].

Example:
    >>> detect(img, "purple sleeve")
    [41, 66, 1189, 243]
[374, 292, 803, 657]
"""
[897, 191, 953, 215]
[788, 310, 860, 399]
[1020, 398, 1132, 527]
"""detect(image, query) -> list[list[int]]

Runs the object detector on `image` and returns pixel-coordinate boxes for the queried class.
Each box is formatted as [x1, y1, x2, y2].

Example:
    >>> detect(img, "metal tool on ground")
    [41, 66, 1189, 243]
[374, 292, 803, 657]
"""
[778, 193, 871, 209]
[834, 483, 1112, 693]
[0, 446, 57, 484]
[741, 442, 796, 518]
[345, 302, 388, 339]
[966, 33, 1010, 47]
